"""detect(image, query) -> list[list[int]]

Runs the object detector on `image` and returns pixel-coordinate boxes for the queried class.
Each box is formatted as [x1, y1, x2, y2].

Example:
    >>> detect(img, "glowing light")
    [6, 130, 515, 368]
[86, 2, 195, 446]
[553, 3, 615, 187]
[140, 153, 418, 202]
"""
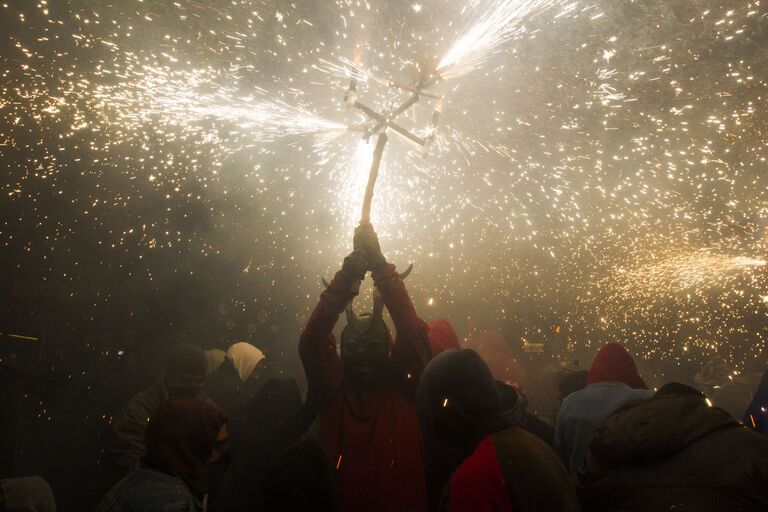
[437, 0, 564, 79]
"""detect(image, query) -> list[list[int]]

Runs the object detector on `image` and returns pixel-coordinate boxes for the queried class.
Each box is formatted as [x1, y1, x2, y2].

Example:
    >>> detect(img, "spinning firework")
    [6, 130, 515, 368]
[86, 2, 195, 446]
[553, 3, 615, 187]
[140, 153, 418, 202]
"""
[341, 67, 442, 223]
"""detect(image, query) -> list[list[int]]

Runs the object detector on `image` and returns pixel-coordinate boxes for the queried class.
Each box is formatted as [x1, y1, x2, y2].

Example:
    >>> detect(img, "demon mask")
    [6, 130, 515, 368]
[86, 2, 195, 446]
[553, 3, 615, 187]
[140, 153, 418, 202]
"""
[341, 290, 391, 389]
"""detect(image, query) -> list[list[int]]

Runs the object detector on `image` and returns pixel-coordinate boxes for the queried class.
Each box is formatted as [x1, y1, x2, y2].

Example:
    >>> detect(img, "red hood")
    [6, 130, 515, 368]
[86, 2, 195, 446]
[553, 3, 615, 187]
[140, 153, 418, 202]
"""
[587, 343, 647, 389]
[427, 319, 461, 356]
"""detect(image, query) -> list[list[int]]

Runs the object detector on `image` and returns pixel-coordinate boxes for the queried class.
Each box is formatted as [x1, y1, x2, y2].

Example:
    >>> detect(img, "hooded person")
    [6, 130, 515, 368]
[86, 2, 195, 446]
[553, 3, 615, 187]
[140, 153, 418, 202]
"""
[261, 437, 340, 512]
[205, 349, 227, 375]
[97, 398, 227, 512]
[428, 320, 553, 447]
[578, 383, 768, 512]
[743, 370, 768, 435]
[554, 343, 652, 473]
[111, 343, 209, 476]
[467, 330, 527, 389]
[417, 349, 580, 512]
[0, 476, 57, 512]
[208, 378, 318, 512]
[427, 319, 461, 357]
[204, 342, 265, 425]
[299, 223, 431, 512]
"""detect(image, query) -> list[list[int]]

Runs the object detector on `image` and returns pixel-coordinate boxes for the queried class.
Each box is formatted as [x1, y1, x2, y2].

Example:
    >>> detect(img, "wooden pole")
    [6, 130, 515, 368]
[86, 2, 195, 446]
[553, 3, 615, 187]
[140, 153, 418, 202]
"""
[360, 132, 388, 225]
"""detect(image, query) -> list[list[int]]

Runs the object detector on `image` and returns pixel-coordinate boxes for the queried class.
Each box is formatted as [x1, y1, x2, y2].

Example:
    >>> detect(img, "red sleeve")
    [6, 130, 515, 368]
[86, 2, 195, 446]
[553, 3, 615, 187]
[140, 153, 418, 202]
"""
[444, 436, 512, 512]
[298, 270, 357, 408]
[372, 263, 431, 393]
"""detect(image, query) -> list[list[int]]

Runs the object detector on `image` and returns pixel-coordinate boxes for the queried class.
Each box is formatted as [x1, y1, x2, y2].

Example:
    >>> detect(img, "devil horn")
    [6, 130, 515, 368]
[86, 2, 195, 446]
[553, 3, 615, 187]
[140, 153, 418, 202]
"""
[321, 278, 330, 289]
[400, 264, 414, 280]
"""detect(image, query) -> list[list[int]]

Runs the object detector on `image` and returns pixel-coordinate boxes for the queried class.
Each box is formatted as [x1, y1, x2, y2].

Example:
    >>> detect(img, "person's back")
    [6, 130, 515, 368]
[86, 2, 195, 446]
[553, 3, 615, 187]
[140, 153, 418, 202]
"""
[262, 438, 340, 512]
[554, 343, 651, 472]
[111, 380, 167, 475]
[447, 426, 579, 512]
[555, 382, 650, 472]
[418, 349, 580, 512]
[99, 398, 226, 512]
[578, 384, 768, 512]
[111, 344, 208, 476]
[95, 465, 199, 512]
[204, 342, 265, 425]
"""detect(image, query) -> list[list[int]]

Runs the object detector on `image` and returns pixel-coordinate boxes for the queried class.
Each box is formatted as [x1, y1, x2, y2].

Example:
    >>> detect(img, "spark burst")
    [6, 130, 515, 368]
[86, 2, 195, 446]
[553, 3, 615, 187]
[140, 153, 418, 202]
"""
[437, 0, 567, 79]
[2, 0, 768, 377]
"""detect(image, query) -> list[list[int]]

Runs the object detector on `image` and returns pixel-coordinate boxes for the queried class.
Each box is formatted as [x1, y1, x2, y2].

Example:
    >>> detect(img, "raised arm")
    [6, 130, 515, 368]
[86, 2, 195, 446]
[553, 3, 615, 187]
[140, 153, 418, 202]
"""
[354, 224, 431, 392]
[374, 264, 430, 387]
[298, 251, 367, 407]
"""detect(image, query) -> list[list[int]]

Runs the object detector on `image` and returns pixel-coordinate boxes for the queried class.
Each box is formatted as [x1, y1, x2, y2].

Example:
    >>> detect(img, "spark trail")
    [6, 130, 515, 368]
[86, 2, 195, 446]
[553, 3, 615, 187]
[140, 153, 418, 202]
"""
[92, 66, 346, 145]
[437, 0, 570, 80]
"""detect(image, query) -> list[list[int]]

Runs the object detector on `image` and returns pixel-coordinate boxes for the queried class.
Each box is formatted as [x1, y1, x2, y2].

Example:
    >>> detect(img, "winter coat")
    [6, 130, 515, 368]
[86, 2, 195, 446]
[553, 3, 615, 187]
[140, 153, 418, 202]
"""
[110, 379, 168, 476]
[95, 465, 201, 512]
[417, 349, 578, 512]
[100, 399, 226, 512]
[444, 427, 580, 512]
[300, 263, 431, 512]
[578, 393, 768, 512]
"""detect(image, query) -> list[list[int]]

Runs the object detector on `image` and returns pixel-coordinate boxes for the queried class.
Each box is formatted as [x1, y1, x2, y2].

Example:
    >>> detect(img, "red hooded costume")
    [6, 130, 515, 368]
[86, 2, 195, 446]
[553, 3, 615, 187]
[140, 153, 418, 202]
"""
[586, 343, 647, 389]
[299, 263, 430, 512]
[427, 319, 461, 357]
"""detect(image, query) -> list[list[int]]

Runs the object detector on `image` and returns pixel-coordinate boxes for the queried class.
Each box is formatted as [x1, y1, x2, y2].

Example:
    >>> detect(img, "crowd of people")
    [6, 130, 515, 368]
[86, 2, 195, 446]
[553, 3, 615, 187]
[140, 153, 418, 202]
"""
[3, 223, 768, 511]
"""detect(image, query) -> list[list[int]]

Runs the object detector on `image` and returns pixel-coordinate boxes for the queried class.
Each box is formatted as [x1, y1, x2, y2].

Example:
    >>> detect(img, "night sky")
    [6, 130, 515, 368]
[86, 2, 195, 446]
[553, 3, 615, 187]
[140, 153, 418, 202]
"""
[3, 0, 768, 380]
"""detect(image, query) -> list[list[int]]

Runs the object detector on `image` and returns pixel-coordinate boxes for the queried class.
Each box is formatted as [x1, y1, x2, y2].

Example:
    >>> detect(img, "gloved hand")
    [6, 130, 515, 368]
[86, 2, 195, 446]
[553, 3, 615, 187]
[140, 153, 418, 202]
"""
[340, 250, 369, 283]
[354, 222, 387, 272]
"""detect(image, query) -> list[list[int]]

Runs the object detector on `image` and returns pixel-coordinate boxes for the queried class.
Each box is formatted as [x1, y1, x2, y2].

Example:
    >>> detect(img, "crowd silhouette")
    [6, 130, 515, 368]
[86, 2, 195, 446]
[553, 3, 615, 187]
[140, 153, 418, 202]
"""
[3, 224, 768, 512]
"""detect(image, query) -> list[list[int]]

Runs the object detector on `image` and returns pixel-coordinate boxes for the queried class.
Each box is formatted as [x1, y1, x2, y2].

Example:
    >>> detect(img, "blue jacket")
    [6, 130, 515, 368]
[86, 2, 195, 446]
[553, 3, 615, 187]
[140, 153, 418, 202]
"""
[555, 382, 652, 472]
[743, 371, 768, 435]
[95, 465, 203, 512]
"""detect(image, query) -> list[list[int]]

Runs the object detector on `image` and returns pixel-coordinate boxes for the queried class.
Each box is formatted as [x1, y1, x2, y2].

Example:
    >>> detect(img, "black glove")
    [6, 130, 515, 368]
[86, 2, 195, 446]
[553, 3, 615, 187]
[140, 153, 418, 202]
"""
[339, 250, 369, 282]
[354, 223, 387, 272]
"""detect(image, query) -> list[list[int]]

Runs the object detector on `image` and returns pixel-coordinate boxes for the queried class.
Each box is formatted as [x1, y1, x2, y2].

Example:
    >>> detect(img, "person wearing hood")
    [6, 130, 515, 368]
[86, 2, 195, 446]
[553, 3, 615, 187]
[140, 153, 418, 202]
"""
[554, 343, 652, 473]
[417, 349, 580, 512]
[299, 223, 431, 512]
[204, 349, 227, 375]
[427, 319, 461, 357]
[209, 378, 319, 512]
[743, 370, 768, 435]
[429, 319, 554, 447]
[97, 398, 228, 512]
[111, 343, 209, 477]
[204, 342, 265, 425]
[578, 382, 768, 511]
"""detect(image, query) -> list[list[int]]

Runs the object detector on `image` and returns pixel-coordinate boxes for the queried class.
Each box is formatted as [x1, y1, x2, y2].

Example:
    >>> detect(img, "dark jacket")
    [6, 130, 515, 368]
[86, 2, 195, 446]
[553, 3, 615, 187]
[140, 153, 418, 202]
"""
[205, 360, 250, 424]
[578, 394, 768, 512]
[111, 379, 168, 476]
[445, 427, 580, 512]
[418, 349, 579, 512]
[209, 388, 318, 512]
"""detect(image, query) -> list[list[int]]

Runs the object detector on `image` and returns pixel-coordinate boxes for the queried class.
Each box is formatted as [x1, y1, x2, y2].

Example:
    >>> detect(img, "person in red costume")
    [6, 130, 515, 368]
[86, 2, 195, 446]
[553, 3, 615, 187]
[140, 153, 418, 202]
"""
[427, 319, 461, 357]
[299, 223, 431, 512]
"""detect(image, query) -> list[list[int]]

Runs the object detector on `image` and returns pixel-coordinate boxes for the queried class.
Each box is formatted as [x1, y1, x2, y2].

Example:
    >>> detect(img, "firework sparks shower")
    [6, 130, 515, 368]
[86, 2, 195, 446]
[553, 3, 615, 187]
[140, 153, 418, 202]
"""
[3, 0, 768, 379]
